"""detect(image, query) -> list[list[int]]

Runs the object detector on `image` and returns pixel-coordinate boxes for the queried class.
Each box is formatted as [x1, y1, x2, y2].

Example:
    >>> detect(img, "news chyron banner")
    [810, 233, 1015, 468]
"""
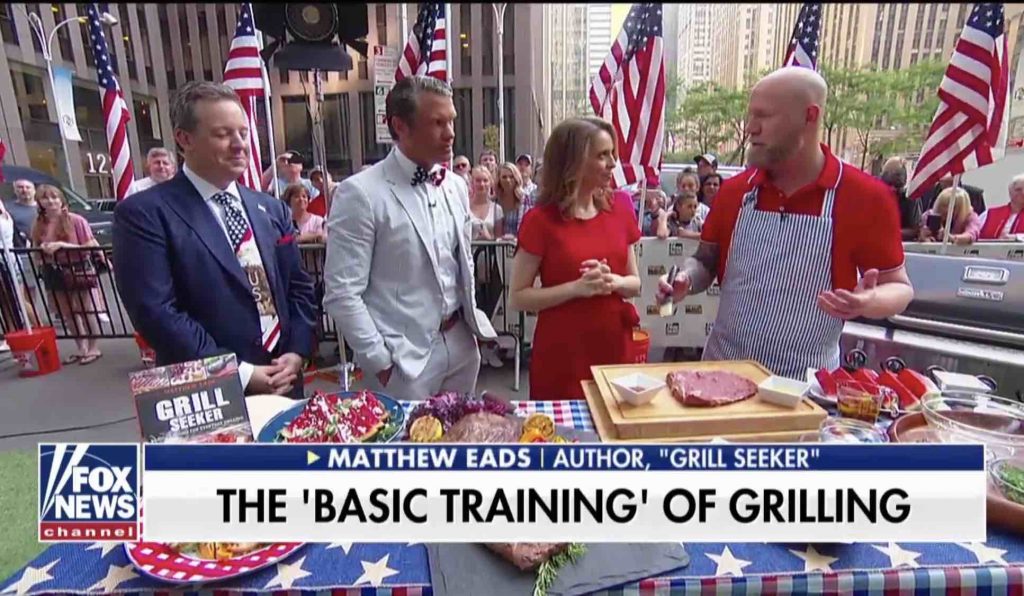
[39, 443, 986, 543]
[138, 443, 987, 543]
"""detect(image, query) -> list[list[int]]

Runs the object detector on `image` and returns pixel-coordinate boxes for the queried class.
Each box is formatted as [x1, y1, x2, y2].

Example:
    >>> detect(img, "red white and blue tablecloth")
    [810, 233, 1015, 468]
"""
[5, 400, 1024, 595]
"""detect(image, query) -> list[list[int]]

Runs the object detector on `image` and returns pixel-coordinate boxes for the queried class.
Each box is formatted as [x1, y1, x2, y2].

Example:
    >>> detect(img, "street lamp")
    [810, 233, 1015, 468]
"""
[491, 3, 507, 163]
[20, 7, 118, 190]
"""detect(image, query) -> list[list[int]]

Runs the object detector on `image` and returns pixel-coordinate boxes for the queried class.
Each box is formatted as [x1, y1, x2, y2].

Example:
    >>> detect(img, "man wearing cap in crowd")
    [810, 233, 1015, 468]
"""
[695, 153, 718, 179]
[261, 150, 320, 200]
[516, 153, 537, 198]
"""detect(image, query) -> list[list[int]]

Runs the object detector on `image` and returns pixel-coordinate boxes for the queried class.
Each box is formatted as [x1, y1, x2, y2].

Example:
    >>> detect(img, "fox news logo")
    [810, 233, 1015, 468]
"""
[38, 443, 139, 542]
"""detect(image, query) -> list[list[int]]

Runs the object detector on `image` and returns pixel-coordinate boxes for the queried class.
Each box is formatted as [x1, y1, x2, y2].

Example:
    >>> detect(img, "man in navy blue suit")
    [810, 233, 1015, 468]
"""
[113, 82, 316, 398]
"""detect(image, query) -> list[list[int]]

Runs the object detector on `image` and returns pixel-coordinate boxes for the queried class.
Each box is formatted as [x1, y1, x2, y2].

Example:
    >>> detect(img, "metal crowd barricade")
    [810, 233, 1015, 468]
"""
[0, 246, 134, 339]
[471, 239, 524, 391]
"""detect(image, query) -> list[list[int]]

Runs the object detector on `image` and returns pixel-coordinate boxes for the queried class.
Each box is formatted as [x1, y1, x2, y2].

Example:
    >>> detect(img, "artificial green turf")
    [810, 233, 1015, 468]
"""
[0, 449, 46, 582]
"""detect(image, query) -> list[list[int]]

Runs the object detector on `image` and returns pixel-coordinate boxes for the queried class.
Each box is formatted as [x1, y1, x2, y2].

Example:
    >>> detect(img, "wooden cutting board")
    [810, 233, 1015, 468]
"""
[581, 382, 818, 443]
[589, 361, 827, 440]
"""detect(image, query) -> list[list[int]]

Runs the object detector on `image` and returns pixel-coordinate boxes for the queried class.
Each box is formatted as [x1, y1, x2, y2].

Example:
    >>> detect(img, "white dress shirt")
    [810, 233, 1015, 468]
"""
[126, 176, 158, 197]
[977, 207, 1024, 241]
[392, 149, 463, 318]
[181, 164, 257, 390]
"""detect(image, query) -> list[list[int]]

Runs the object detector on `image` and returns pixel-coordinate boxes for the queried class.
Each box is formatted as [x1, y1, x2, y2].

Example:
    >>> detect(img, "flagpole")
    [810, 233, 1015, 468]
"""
[401, 4, 409, 56]
[445, 3, 453, 85]
[940, 174, 961, 256]
[256, 28, 279, 197]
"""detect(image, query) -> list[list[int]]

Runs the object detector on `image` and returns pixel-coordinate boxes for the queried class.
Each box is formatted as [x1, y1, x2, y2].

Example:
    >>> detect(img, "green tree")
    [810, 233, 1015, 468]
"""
[482, 125, 500, 153]
[677, 82, 730, 155]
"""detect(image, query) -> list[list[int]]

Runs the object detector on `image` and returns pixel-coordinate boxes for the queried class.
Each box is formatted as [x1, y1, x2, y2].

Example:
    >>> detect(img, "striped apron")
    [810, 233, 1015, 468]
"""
[703, 163, 844, 379]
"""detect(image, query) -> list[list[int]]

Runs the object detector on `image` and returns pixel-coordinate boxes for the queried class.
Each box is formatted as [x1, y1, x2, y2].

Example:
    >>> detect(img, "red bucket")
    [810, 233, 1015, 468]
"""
[6, 327, 61, 377]
[134, 332, 156, 368]
[628, 329, 650, 364]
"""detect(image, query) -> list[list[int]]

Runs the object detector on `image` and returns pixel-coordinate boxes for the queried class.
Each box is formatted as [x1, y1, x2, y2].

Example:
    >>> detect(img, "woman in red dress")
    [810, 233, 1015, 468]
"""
[510, 117, 642, 400]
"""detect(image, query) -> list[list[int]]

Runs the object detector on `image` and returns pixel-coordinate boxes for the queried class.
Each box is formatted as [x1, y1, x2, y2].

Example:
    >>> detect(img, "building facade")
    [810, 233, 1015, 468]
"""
[544, 3, 590, 127]
[676, 3, 713, 90]
[0, 3, 548, 198]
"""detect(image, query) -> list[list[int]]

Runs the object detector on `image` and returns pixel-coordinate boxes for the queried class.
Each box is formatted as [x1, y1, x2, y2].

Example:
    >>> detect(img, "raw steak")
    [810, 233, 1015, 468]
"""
[666, 370, 758, 407]
[442, 412, 521, 443]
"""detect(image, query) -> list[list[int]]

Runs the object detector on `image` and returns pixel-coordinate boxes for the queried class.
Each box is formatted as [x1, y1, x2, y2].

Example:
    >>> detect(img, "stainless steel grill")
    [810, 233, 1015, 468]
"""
[840, 252, 1024, 401]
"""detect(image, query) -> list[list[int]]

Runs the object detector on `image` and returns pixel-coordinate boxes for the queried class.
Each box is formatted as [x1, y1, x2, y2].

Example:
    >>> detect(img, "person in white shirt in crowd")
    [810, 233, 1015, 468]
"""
[468, 166, 502, 240]
[261, 150, 320, 201]
[452, 155, 472, 186]
[516, 153, 538, 199]
[657, 192, 704, 239]
[478, 149, 498, 177]
[467, 165, 506, 368]
[5, 179, 40, 326]
[977, 174, 1024, 241]
[126, 148, 178, 197]
[324, 75, 496, 400]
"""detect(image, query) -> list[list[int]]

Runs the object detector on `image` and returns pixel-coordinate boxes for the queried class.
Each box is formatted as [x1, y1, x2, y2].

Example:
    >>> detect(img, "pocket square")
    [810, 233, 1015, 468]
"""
[277, 234, 295, 246]
[258, 204, 268, 213]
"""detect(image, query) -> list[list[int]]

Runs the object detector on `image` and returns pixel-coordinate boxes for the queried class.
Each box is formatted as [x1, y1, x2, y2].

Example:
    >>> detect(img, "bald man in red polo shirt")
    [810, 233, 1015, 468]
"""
[658, 67, 914, 379]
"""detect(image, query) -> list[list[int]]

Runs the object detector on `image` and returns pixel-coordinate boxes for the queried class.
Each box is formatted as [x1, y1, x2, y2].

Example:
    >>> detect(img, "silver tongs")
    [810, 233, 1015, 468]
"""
[659, 264, 679, 317]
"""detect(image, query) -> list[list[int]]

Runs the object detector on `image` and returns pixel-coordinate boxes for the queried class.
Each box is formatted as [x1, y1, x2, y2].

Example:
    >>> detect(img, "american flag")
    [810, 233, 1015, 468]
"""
[86, 3, 134, 201]
[223, 3, 265, 191]
[396, 3, 448, 82]
[0, 137, 6, 182]
[782, 3, 822, 69]
[589, 3, 665, 189]
[907, 3, 1008, 199]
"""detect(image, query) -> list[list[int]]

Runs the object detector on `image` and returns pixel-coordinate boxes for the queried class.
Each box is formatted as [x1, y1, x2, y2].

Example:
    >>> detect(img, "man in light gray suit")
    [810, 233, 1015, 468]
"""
[323, 75, 497, 400]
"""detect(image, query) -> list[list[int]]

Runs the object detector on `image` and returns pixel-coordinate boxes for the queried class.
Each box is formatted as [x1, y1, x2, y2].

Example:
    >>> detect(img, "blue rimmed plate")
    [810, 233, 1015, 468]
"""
[256, 391, 406, 443]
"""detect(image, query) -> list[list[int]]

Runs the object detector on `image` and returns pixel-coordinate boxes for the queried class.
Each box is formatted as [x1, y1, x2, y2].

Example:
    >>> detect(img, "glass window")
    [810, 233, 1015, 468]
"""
[199, 9, 213, 80]
[502, 4, 514, 75]
[73, 84, 105, 130]
[0, 3, 18, 45]
[11, 69, 47, 124]
[28, 3, 42, 55]
[483, 87, 497, 127]
[924, 4, 937, 50]
[459, 4, 471, 76]
[359, 91, 388, 163]
[283, 95, 313, 158]
[158, 5, 174, 88]
[54, 4, 74, 61]
[453, 88, 473, 158]
[323, 93, 352, 175]
[482, 5, 494, 76]
[77, 4, 95, 67]
[137, 5, 153, 84]
[217, 5, 230, 64]
[376, 4, 387, 46]
[123, 20, 138, 81]
[178, 6, 193, 75]
[358, 53, 368, 80]
[133, 97, 157, 141]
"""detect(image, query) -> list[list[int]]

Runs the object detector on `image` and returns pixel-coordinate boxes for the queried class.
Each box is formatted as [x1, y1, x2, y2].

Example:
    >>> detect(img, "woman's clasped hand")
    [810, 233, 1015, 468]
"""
[576, 258, 616, 297]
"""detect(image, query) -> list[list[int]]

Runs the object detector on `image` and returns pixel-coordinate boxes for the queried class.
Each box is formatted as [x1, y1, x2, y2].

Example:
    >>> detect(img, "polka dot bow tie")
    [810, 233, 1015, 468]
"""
[411, 166, 446, 187]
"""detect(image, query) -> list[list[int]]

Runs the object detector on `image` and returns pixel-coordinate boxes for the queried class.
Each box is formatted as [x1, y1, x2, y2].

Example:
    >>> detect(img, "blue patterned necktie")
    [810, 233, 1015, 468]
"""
[211, 192, 249, 251]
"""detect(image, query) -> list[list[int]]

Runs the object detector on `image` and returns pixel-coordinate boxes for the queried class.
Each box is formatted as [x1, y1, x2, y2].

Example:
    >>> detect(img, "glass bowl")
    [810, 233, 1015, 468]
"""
[989, 456, 1024, 506]
[920, 393, 1024, 460]
[818, 417, 888, 444]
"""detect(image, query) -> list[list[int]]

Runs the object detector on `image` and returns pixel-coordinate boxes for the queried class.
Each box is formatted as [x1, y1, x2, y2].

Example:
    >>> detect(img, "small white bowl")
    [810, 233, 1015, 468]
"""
[758, 375, 810, 408]
[611, 373, 664, 406]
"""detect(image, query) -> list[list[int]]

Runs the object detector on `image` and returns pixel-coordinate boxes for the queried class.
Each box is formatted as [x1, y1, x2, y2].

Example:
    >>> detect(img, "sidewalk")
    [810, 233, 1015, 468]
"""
[0, 338, 529, 451]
